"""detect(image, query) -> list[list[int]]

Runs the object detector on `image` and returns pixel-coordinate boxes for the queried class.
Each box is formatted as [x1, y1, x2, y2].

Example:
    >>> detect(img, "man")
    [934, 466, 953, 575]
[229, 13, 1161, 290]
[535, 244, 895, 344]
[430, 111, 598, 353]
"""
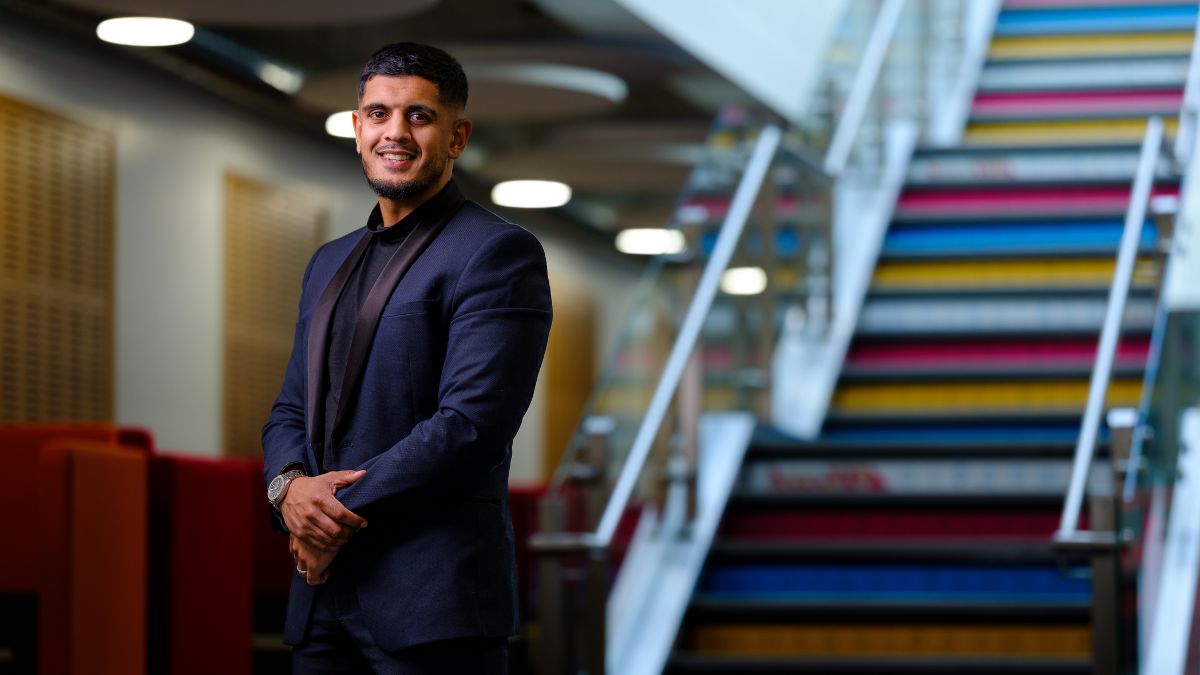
[261, 42, 552, 673]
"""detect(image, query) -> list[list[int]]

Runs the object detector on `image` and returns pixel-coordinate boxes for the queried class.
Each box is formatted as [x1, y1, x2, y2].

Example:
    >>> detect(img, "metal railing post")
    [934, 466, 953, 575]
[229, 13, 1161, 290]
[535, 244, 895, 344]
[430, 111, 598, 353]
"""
[536, 496, 567, 675]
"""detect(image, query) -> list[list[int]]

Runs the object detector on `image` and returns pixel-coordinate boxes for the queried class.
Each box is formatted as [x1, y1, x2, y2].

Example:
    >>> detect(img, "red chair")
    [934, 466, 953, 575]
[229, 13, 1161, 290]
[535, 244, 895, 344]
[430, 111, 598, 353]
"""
[148, 454, 258, 675]
[38, 438, 148, 675]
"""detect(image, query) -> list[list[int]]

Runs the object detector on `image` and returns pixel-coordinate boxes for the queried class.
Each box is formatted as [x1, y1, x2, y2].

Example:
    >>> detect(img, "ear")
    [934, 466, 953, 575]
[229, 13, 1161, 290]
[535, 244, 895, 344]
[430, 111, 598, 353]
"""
[448, 117, 472, 159]
[352, 110, 363, 155]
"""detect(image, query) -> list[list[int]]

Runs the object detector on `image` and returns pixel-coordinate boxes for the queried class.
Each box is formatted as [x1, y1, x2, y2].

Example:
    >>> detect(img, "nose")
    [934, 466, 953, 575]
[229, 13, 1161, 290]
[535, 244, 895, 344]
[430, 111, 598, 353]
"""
[382, 115, 411, 143]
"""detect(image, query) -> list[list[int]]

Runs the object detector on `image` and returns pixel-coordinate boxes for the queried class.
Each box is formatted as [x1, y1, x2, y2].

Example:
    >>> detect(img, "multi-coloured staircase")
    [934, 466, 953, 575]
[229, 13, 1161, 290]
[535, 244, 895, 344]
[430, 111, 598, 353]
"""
[668, 1, 1191, 672]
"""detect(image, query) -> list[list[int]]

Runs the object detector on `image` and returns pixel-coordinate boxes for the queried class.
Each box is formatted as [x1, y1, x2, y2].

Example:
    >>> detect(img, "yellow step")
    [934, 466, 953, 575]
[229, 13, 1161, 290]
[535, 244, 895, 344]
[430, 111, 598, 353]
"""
[872, 258, 1160, 290]
[964, 118, 1178, 145]
[832, 379, 1142, 413]
[989, 33, 1194, 60]
[689, 624, 1091, 657]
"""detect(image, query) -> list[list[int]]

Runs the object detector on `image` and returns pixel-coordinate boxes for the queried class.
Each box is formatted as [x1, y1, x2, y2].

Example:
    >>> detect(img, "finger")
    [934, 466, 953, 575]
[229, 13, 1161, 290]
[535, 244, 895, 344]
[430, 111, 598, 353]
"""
[327, 470, 366, 489]
[310, 511, 354, 547]
[320, 494, 367, 530]
[294, 522, 336, 550]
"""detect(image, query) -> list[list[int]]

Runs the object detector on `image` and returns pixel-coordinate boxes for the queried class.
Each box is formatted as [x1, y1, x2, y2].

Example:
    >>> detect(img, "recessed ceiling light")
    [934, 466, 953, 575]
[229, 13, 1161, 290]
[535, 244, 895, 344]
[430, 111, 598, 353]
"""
[96, 17, 194, 47]
[615, 228, 687, 256]
[720, 267, 768, 296]
[491, 180, 572, 209]
[324, 111, 356, 139]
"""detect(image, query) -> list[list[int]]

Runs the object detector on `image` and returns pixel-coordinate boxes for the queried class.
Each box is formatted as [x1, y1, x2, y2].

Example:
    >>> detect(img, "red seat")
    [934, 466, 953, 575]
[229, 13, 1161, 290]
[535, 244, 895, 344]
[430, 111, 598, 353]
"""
[0, 424, 118, 594]
[38, 439, 148, 675]
[148, 454, 258, 675]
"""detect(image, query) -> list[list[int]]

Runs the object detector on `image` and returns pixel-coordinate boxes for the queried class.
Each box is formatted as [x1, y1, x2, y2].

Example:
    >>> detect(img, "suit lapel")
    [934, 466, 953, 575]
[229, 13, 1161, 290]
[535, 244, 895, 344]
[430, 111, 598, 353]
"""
[304, 232, 372, 460]
[331, 196, 465, 436]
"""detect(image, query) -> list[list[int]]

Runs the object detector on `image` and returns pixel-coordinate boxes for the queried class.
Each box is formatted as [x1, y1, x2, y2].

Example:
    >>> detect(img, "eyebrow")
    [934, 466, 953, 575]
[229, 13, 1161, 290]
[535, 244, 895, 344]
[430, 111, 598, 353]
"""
[359, 102, 439, 119]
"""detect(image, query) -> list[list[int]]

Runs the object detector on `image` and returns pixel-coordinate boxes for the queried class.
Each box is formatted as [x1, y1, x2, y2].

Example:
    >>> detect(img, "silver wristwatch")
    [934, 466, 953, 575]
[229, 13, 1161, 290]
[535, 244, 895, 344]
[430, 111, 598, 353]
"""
[267, 469, 305, 511]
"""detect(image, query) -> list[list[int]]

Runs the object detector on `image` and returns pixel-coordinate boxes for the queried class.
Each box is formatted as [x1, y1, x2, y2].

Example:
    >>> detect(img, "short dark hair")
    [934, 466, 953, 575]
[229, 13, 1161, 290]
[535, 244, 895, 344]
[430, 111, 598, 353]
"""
[358, 42, 469, 111]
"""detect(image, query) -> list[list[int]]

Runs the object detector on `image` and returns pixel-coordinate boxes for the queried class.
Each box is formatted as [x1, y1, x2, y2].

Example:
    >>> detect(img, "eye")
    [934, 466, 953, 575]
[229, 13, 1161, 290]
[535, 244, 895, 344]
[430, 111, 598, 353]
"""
[368, 110, 386, 120]
[409, 111, 431, 124]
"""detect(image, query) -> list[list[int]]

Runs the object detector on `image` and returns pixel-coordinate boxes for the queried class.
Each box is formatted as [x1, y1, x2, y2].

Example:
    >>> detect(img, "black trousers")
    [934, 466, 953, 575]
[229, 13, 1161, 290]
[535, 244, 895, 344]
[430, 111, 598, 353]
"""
[292, 571, 508, 675]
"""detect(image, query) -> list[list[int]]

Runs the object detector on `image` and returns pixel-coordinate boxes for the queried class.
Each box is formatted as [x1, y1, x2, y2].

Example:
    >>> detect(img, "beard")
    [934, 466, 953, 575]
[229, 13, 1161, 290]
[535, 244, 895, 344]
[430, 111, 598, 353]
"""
[361, 151, 446, 203]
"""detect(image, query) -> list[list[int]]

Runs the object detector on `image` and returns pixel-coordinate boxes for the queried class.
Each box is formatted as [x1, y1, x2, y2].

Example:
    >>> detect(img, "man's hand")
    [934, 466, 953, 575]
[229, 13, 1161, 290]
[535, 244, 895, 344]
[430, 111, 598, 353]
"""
[281, 469, 368, 551]
[290, 534, 338, 585]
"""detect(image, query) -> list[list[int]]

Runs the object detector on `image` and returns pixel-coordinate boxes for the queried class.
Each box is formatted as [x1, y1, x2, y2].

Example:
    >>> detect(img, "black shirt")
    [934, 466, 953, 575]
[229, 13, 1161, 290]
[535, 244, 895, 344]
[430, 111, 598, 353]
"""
[321, 180, 464, 467]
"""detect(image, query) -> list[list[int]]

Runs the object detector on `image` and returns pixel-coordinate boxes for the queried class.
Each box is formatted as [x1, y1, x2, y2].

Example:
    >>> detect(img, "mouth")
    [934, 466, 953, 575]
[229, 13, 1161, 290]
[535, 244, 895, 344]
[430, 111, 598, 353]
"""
[377, 149, 417, 170]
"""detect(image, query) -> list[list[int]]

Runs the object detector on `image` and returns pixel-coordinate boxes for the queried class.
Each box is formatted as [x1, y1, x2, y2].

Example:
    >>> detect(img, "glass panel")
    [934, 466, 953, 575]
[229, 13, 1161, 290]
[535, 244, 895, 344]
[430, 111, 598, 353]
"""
[1121, 308, 1200, 671]
[547, 105, 773, 495]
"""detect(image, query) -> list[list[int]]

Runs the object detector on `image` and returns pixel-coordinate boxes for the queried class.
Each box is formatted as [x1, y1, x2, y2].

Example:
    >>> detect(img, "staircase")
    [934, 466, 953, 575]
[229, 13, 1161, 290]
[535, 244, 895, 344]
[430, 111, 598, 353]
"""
[667, 1, 1192, 672]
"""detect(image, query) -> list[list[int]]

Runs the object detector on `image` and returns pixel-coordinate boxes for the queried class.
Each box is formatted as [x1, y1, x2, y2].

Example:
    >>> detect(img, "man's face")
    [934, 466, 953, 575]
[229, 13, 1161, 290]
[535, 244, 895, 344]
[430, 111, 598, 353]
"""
[353, 74, 470, 211]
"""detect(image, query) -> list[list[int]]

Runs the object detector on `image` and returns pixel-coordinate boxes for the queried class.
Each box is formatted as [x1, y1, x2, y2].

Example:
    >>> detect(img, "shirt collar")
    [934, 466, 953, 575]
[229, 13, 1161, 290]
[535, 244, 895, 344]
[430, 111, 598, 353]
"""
[365, 179, 465, 240]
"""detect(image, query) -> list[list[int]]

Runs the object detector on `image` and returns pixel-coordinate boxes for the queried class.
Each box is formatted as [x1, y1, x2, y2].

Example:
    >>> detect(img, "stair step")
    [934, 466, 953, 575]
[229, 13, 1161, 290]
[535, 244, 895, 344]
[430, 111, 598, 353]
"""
[746, 434, 1103, 460]
[988, 30, 1193, 60]
[737, 457, 1077, 497]
[879, 245, 1157, 262]
[914, 141, 1143, 157]
[866, 285, 1156, 298]
[687, 595, 1089, 619]
[666, 653, 1091, 674]
[894, 184, 1179, 220]
[888, 219, 1155, 252]
[679, 623, 1091, 658]
[823, 410, 1090, 427]
[840, 363, 1142, 381]
[994, 4, 1198, 37]
[707, 540, 1069, 564]
[857, 295, 1156, 337]
[729, 492, 1065, 508]
[908, 144, 1147, 185]
[963, 117, 1179, 145]
[720, 504, 1065, 541]
[971, 106, 1179, 124]
[869, 256, 1160, 292]
[979, 56, 1188, 91]
[846, 334, 1149, 367]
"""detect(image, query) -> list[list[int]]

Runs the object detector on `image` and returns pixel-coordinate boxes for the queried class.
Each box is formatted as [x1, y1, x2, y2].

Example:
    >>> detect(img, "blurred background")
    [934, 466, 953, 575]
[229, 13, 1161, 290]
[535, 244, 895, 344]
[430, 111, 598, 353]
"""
[3, 0, 1200, 673]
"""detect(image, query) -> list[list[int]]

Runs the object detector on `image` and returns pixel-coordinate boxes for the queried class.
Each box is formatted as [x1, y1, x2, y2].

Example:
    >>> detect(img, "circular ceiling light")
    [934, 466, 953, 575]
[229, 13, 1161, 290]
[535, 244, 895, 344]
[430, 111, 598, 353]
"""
[720, 267, 768, 296]
[324, 111, 356, 139]
[615, 228, 687, 256]
[96, 17, 194, 47]
[491, 180, 572, 209]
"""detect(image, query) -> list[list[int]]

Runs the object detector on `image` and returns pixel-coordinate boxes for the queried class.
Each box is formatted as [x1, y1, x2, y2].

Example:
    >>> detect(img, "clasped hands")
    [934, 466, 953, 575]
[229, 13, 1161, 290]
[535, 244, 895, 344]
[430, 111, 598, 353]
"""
[283, 469, 367, 585]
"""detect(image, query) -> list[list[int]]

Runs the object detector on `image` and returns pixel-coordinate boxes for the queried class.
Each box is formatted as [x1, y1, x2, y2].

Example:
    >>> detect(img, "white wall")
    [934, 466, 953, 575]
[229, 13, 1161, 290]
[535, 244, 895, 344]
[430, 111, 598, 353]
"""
[0, 22, 641, 474]
[614, 0, 848, 124]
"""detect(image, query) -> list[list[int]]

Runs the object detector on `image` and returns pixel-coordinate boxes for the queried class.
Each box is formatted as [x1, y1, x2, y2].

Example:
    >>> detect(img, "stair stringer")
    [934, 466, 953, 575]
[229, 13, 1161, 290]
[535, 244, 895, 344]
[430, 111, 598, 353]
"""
[605, 412, 755, 675]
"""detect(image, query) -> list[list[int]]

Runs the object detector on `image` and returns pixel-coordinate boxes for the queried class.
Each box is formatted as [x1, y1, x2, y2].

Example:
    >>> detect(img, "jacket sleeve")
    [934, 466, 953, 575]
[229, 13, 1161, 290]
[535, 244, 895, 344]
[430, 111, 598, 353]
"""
[261, 251, 320, 528]
[334, 227, 552, 515]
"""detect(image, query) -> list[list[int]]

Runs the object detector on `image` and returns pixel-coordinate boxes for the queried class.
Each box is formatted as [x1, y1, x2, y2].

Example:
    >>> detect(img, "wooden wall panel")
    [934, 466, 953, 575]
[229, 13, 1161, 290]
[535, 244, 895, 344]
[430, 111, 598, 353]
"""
[542, 286, 596, 479]
[223, 173, 325, 457]
[0, 93, 114, 422]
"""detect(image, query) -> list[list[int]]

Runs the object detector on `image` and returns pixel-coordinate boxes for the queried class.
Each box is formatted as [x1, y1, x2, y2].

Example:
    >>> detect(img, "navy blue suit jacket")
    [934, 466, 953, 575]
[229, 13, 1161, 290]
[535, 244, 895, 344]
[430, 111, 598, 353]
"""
[262, 198, 552, 650]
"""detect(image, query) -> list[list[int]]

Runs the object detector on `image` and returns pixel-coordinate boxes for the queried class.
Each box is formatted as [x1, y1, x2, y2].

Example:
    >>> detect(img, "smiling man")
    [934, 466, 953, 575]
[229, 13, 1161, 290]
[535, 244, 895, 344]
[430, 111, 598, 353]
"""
[261, 42, 552, 673]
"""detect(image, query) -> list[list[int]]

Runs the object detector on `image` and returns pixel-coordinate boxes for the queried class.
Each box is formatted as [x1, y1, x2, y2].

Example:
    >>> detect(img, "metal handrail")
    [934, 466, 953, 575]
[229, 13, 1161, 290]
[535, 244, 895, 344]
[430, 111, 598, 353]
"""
[1056, 116, 1165, 545]
[823, 0, 906, 177]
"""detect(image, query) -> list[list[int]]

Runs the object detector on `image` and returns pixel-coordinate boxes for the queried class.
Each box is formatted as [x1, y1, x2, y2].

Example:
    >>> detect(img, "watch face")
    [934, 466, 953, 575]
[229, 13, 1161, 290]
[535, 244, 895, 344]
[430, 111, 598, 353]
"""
[268, 474, 285, 502]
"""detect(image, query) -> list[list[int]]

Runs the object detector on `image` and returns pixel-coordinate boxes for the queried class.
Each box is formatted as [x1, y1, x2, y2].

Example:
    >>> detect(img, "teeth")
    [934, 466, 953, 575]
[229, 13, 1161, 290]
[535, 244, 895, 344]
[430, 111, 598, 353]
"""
[383, 153, 413, 161]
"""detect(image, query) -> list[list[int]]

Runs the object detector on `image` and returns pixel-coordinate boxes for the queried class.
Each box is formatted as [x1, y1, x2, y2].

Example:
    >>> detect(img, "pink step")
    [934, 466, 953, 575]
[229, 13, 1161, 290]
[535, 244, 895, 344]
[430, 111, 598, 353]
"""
[973, 89, 1183, 116]
[847, 337, 1151, 370]
[897, 186, 1179, 216]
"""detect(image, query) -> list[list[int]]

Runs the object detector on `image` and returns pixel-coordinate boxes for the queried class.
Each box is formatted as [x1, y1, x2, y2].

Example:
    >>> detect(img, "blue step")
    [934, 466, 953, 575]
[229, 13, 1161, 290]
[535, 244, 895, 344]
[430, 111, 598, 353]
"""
[701, 564, 1091, 600]
[819, 424, 1088, 444]
[995, 5, 1198, 36]
[883, 219, 1159, 256]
